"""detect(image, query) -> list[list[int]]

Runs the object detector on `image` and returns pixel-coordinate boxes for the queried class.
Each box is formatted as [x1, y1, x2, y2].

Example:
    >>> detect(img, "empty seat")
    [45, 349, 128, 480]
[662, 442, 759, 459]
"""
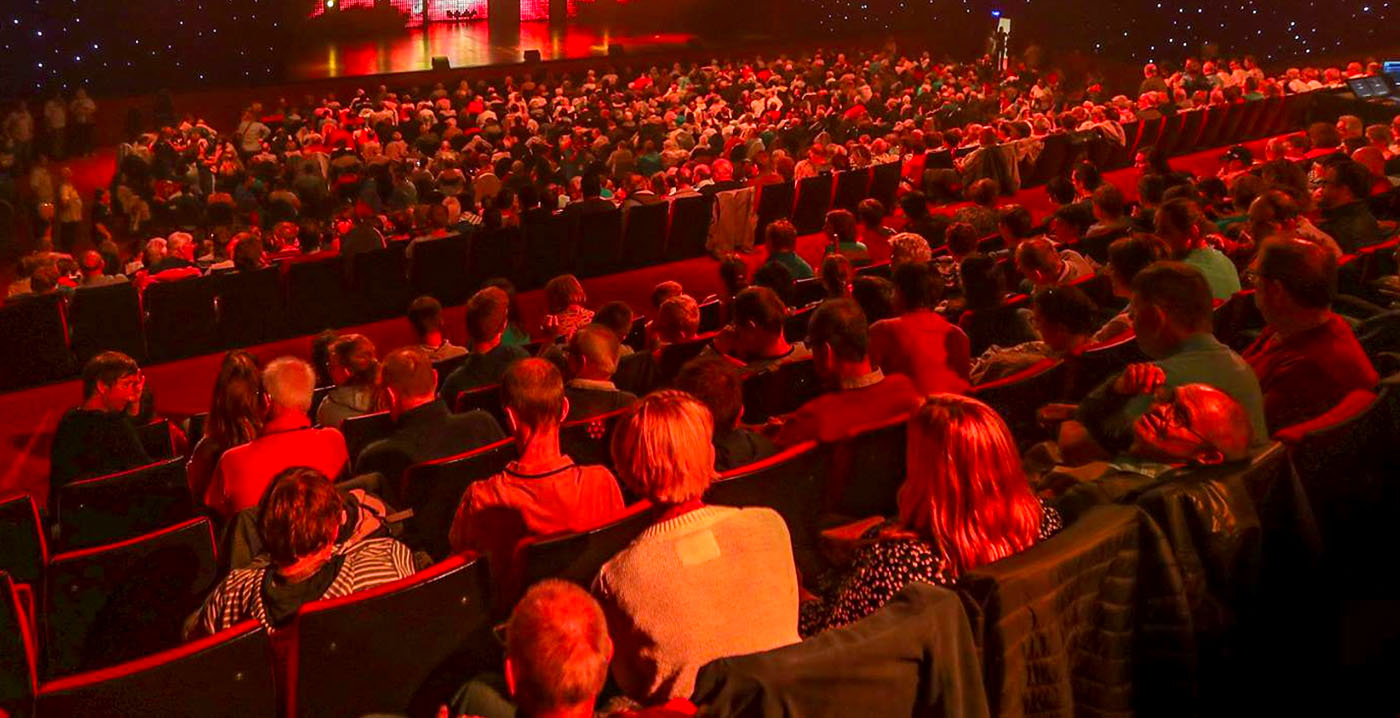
[707, 442, 827, 576]
[410, 234, 471, 305]
[352, 244, 412, 323]
[286, 257, 352, 335]
[619, 202, 670, 269]
[867, 162, 902, 212]
[69, 281, 146, 365]
[824, 417, 908, 518]
[1024, 132, 1073, 186]
[512, 501, 657, 604]
[54, 458, 193, 552]
[559, 408, 628, 470]
[0, 493, 47, 591]
[400, 439, 518, 560]
[0, 571, 37, 718]
[215, 267, 283, 347]
[831, 168, 871, 211]
[575, 208, 624, 277]
[45, 517, 220, 676]
[144, 276, 219, 361]
[792, 174, 834, 235]
[340, 411, 397, 465]
[741, 359, 822, 424]
[753, 181, 795, 247]
[655, 332, 719, 385]
[666, 195, 711, 261]
[1214, 289, 1264, 351]
[0, 292, 74, 391]
[36, 620, 277, 718]
[522, 211, 574, 290]
[285, 556, 493, 718]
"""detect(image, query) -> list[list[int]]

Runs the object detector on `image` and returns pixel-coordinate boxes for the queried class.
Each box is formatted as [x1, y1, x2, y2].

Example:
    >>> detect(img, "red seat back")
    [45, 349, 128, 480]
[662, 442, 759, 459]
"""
[54, 457, 194, 552]
[400, 439, 518, 561]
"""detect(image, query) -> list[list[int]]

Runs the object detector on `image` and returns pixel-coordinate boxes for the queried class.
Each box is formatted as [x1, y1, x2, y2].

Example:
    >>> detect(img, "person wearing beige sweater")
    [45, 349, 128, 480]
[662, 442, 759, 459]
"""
[594, 391, 801, 703]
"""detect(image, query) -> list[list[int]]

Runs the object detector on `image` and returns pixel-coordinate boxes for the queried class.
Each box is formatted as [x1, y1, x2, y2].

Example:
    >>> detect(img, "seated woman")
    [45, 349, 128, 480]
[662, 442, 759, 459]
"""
[187, 351, 262, 500]
[970, 286, 1097, 385]
[195, 466, 415, 634]
[595, 391, 800, 703]
[540, 274, 595, 342]
[822, 209, 870, 263]
[819, 254, 853, 299]
[800, 394, 1062, 636]
[855, 199, 895, 255]
[316, 333, 380, 428]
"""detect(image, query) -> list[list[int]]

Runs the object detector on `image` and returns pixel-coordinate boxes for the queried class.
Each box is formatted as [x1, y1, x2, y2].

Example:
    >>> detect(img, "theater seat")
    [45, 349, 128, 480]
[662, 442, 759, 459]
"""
[68, 281, 146, 365]
[559, 408, 628, 470]
[35, 620, 277, 718]
[0, 571, 37, 718]
[741, 359, 822, 424]
[512, 501, 657, 605]
[453, 383, 506, 426]
[971, 358, 1069, 447]
[693, 583, 988, 718]
[400, 439, 518, 560]
[1064, 334, 1147, 400]
[340, 411, 396, 465]
[144, 276, 219, 362]
[284, 555, 493, 718]
[706, 441, 827, 577]
[0, 292, 74, 391]
[823, 416, 908, 519]
[666, 195, 711, 261]
[792, 174, 834, 235]
[620, 202, 669, 269]
[44, 517, 220, 676]
[54, 458, 194, 552]
[0, 493, 47, 594]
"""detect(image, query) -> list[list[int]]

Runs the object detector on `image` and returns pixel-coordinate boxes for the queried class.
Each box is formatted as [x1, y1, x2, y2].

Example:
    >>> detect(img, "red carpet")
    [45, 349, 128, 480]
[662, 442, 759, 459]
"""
[0, 137, 1269, 509]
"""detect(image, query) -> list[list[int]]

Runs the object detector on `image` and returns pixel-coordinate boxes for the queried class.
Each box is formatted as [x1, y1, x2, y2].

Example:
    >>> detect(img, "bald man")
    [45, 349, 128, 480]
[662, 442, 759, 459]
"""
[564, 324, 638, 422]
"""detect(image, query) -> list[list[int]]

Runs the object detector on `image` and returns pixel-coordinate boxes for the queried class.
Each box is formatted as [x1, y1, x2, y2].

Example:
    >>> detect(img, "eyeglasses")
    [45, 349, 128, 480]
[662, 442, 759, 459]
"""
[1152, 385, 1218, 456]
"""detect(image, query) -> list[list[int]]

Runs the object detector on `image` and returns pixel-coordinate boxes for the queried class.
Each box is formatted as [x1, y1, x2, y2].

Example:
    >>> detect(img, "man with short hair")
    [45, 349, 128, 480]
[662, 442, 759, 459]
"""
[1082, 183, 1132, 263]
[704, 286, 811, 375]
[407, 295, 467, 363]
[1154, 198, 1241, 301]
[205, 357, 349, 519]
[448, 359, 624, 579]
[1015, 237, 1095, 291]
[78, 250, 127, 287]
[760, 220, 814, 280]
[50, 351, 152, 493]
[564, 325, 638, 421]
[971, 286, 1099, 384]
[1242, 239, 1378, 430]
[441, 286, 530, 408]
[1053, 262, 1267, 464]
[1316, 158, 1382, 254]
[775, 299, 923, 447]
[355, 347, 505, 486]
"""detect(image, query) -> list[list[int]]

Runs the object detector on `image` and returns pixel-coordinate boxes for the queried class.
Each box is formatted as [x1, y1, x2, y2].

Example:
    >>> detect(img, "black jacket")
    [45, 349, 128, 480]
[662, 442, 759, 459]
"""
[354, 400, 505, 487]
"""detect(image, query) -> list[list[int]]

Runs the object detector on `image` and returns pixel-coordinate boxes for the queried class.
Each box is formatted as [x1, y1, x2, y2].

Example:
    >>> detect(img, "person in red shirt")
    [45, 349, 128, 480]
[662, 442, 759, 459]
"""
[868, 262, 971, 394]
[1243, 238, 1379, 432]
[776, 298, 924, 447]
[204, 357, 349, 519]
[448, 359, 624, 582]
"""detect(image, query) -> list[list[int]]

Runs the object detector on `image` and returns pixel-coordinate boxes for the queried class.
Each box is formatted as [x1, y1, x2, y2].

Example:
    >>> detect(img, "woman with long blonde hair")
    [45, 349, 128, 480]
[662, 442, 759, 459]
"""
[801, 393, 1061, 636]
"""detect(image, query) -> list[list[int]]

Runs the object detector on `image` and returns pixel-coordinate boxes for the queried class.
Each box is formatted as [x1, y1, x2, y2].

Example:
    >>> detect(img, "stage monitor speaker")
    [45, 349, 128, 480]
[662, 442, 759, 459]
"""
[431, 56, 451, 71]
[608, 44, 624, 57]
[524, 50, 542, 63]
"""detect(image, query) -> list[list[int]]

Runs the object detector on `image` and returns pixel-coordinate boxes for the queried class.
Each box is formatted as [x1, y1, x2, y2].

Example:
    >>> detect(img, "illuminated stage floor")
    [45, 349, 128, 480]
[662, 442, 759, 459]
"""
[285, 21, 697, 80]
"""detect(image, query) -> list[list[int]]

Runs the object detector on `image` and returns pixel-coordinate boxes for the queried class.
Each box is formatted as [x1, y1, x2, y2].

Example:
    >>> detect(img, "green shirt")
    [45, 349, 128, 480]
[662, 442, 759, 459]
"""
[766, 251, 815, 280]
[1183, 246, 1241, 301]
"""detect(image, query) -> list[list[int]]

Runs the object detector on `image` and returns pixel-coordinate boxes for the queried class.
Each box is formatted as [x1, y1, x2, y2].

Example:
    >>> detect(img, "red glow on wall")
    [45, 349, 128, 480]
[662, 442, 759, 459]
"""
[309, 0, 592, 25]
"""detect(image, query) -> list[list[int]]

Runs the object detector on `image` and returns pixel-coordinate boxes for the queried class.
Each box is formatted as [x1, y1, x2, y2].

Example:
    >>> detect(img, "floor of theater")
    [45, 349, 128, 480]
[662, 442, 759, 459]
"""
[0, 136, 1275, 508]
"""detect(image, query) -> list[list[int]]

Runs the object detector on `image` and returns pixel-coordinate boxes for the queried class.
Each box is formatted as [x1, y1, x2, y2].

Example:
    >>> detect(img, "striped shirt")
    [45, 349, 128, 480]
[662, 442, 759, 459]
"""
[198, 538, 416, 634]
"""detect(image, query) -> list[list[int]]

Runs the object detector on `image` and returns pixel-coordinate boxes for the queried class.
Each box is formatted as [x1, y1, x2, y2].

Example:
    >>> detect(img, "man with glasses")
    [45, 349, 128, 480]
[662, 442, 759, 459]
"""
[50, 351, 152, 493]
[1315, 157, 1383, 254]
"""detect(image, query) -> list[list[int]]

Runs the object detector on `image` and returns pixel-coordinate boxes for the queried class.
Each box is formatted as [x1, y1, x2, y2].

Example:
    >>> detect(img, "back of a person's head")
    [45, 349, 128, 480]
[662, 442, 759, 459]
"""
[407, 295, 446, 341]
[1092, 183, 1126, 218]
[899, 191, 930, 219]
[1132, 261, 1214, 332]
[650, 280, 684, 310]
[752, 261, 795, 307]
[593, 300, 634, 340]
[568, 324, 622, 377]
[580, 172, 603, 198]
[1328, 159, 1373, 200]
[258, 467, 342, 567]
[330, 334, 379, 386]
[1015, 237, 1059, 273]
[233, 233, 266, 273]
[653, 294, 701, 342]
[1072, 162, 1102, 191]
[1154, 197, 1202, 238]
[807, 298, 869, 362]
[208, 350, 263, 447]
[610, 390, 715, 504]
[381, 346, 437, 402]
[674, 357, 745, 433]
[891, 261, 942, 311]
[718, 254, 748, 295]
[1257, 238, 1336, 309]
[732, 285, 787, 334]
[544, 274, 587, 314]
[820, 254, 853, 297]
[900, 394, 1043, 575]
[1032, 285, 1098, 336]
[82, 350, 139, 400]
[505, 579, 612, 716]
[466, 286, 510, 343]
[968, 178, 999, 207]
[960, 254, 1004, 309]
[765, 219, 799, 252]
[824, 209, 857, 243]
[264, 356, 317, 414]
[310, 330, 339, 388]
[851, 276, 897, 323]
[856, 198, 885, 227]
[502, 358, 565, 431]
[1044, 176, 1076, 205]
[889, 232, 933, 266]
[945, 222, 980, 256]
[1137, 173, 1167, 205]
[1107, 234, 1169, 286]
[997, 205, 1033, 239]
[1308, 121, 1341, 150]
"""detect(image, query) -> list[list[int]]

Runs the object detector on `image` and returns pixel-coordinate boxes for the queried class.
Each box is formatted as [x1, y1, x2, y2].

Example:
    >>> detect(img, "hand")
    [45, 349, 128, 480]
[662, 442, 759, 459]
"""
[1037, 403, 1077, 425]
[1112, 363, 1166, 396]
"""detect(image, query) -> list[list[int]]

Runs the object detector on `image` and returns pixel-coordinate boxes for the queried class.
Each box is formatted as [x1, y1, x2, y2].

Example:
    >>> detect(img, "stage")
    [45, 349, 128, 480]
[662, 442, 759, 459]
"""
[285, 21, 697, 81]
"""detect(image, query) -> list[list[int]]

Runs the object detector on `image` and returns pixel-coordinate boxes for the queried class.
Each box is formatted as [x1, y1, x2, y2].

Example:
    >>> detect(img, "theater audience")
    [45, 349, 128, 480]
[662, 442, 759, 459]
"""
[597, 391, 799, 702]
[648, 294, 700, 350]
[564, 325, 639, 421]
[971, 286, 1098, 385]
[483, 277, 532, 347]
[869, 262, 971, 394]
[800, 394, 1062, 636]
[1014, 237, 1096, 291]
[316, 333, 381, 428]
[441, 286, 530, 407]
[899, 191, 951, 248]
[408, 295, 467, 363]
[187, 351, 262, 500]
[673, 356, 778, 471]
[50, 351, 152, 494]
[705, 285, 810, 374]
[958, 254, 1038, 356]
[1242, 239, 1378, 430]
[761, 220, 814, 280]
[542, 274, 595, 342]
[1091, 235, 1169, 343]
[775, 299, 923, 447]
[1315, 158, 1383, 253]
[1154, 198, 1242, 301]
[1082, 184, 1133, 263]
[448, 359, 624, 575]
[819, 254, 853, 299]
[888, 231, 934, 268]
[196, 466, 415, 633]
[823, 209, 870, 263]
[205, 357, 349, 519]
[354, 347, 505, 484]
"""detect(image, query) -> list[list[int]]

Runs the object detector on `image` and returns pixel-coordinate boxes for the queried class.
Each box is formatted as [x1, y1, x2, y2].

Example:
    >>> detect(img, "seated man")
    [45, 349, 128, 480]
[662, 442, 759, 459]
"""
[441, 286, 530, 408]
[205, 357, 349, 519]
[1316, 158, 1383, 254]
[674, 356, 778, 472]
[594, 300, 637, 357]
[1242, 238, 1378, 430]
[408, 295, 467, 363]
[1015, 237, 1095, 292]
[564, 324, 639, 421]
[448, 359, 624, 576]
[775, 298, 923, 447]
[704, 286, 811, 375]
[196, 466, 415, 634]
[971, 286, 1098, 385]
[50, 351, 152, 493]
[1051, 262, 1267, 465]
[1154, 198, 1241, 301]
[868, 261, 970, 394]
[760, 220, 814, 280]
[355, 347, 506, 485]
[1081, 183, 1134, 264]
